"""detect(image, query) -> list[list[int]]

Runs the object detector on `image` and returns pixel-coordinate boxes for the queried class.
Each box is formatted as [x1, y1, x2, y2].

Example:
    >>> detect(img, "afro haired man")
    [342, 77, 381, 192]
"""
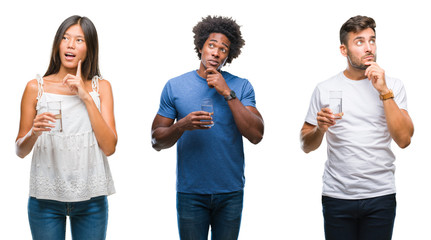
[152, 16, 264, 240]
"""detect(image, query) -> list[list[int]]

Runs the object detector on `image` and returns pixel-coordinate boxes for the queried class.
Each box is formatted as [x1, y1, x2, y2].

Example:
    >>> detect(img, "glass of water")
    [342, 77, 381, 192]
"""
[47, 101, 62, 132]
[329, 91, 343, 119]
[201, 98, 214, 127]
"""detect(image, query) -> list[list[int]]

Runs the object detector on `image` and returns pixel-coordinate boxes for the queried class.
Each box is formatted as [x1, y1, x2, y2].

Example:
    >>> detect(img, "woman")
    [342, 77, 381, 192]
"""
[15, 15, 117, 240]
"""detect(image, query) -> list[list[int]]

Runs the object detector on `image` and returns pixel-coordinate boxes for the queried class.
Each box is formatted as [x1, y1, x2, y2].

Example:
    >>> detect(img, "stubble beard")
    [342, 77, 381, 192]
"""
[347, 52, 377, 70]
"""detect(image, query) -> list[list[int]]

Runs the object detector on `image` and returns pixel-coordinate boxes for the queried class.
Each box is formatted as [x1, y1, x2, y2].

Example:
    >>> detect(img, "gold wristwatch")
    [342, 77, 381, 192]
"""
[379, 90, 394, 101]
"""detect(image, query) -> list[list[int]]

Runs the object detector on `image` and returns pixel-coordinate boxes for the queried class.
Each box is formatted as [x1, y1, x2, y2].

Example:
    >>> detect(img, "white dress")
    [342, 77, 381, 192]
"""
[29, 75, 115, 202]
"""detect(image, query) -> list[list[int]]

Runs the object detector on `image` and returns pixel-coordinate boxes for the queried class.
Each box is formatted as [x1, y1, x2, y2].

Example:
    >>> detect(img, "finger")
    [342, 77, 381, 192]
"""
[317, 121, 335, 130]
[320, 108, 333, 115]
[364, 61, 377, 74]
[318, 116, 334, 123]
[76, 59, 82, 78]
[365, 70, 372, 80]
[195, 111, 212, 116]
[34, 126, 54, 132]
[364, 65, 373, 77]
[62, 74, 74, 85]
[317, 116, 334, 124]
[369, 71, 379, 82]
[206, 74, 215, 81]
[37, 123, 56, 129]
[195, 125, 211, 130]
[205, 68, 217, 75]
[193, 120, 213, 126]
[32, 128, 48, 135]
[367, 61, 379, 68]
[43, 112, 56, 118]
[196, 120, 213, 128]
[318, 122, 334, 129]
[192, 115, 212, 122]
[207, 81, 215, 88]
[34, 121, 55, 129]
[41, 116, 56, 123]
[366, 68, 375, 80]
[35, 113, 56, 123]
[31, 127, 43, 136]
[34, 117, 55, 126]
[317, 111, 336, 123]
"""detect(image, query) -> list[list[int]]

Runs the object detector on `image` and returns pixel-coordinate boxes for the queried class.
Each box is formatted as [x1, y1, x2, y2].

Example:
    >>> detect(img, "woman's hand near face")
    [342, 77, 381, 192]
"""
[62, 60, 91, 100]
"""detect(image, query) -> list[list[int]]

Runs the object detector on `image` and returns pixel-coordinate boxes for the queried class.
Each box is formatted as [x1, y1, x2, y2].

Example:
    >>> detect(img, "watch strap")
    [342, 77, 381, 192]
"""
[380, 89, 394, 101]
[224, 90, 236, 101]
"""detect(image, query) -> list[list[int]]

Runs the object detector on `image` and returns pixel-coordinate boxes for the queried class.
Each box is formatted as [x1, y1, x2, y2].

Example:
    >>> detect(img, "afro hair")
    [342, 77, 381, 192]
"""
[193, 16, 245, 64]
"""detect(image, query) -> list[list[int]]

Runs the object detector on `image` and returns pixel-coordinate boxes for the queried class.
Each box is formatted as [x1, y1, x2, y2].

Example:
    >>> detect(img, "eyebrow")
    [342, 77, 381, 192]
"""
[354, 35, 376, 41]
[64, 32, 85, 38]
[209, 39, 230, 48]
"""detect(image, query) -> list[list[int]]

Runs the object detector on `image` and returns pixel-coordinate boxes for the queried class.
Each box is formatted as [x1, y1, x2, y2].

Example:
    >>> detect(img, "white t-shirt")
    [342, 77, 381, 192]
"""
[305, 72, 408, 199]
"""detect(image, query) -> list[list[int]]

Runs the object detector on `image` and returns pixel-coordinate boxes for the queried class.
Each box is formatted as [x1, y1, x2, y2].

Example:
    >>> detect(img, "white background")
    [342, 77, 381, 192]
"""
[1, 0, 429, 239]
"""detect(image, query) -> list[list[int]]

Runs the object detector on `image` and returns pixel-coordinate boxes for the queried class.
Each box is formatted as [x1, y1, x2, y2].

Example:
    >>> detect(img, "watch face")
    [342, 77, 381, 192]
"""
[225, 90, 236, 101]
[231, 90, 236, 98]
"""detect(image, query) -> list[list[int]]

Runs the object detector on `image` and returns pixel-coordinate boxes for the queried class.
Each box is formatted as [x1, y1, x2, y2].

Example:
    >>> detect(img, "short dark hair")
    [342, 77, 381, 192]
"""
[340, 15, 376, 45]
[193, 16, 245, 64]
[44, 15, 100, 80]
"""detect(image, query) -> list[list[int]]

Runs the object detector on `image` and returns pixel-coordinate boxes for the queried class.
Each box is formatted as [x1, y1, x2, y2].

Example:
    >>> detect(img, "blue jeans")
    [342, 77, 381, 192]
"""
[322, 194, 396, 240]
[28, 196, 108, 240]
[177, 190, 244, 240]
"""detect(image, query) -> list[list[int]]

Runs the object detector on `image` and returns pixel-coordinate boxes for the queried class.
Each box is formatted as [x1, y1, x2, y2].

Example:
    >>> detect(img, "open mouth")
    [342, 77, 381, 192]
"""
[65, 53, 76, 60]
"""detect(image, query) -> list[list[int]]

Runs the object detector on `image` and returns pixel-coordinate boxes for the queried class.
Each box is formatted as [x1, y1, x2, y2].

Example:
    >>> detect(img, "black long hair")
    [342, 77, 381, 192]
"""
[44, 15, 100, 80]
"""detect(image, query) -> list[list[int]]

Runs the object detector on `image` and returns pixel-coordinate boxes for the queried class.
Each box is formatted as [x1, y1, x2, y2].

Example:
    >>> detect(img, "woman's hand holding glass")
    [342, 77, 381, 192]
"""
[31, 112, 56, 136]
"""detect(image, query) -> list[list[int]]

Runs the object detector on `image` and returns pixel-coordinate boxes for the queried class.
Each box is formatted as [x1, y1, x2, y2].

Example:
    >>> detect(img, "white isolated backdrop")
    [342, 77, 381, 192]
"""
[1, 0, 429, 239]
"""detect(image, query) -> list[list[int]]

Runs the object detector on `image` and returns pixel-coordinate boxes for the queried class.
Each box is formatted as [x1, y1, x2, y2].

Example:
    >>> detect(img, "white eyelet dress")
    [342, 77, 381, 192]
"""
[29, 75, 115, 202]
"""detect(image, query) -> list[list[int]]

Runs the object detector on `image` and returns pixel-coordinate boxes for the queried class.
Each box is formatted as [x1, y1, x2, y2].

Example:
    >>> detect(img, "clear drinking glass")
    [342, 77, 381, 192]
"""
[47, 101, 62, 132]
[201, 98, 214, 127]
[329, 91, 343, 119]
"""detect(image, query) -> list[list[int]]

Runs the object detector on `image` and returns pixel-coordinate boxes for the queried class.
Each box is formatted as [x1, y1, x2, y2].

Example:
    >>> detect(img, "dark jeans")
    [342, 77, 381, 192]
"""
[177, 190, 244, 240]
[28, 196, 108, 240]
[322, 194, 396, 240]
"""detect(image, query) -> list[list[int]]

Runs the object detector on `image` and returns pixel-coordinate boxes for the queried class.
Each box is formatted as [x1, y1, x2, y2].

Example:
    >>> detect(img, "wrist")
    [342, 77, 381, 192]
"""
[316, 126, 326, 135]
[175, 118, 188, 133]
[30, 127, 41, 138]
[80, 91, 93, 103]
[379, 88, 390, 95]
[224, 90, 236, 101]
[379, 89, 394, 101]
[222, 89, 231, 97]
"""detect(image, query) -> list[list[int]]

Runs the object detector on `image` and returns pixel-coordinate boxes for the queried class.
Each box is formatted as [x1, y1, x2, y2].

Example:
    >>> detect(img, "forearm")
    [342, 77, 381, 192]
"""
[300, 124, 325, 153]
[83, 96, 117, 156]
[15, 129, 38, 158]
[151, 121, 185, 151]
[228, 99, 264, 144]
[383, 100, 414, 148]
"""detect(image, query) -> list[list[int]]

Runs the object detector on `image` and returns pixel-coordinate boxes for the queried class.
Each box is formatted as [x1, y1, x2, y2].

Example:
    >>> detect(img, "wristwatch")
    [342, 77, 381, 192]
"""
[379, 90, 394, 101]
[224, 90, 237, 101]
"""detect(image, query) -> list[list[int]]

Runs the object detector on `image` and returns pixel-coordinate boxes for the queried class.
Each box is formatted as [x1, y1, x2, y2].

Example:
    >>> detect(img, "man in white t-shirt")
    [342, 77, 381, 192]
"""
[300, 15, 414, 240]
